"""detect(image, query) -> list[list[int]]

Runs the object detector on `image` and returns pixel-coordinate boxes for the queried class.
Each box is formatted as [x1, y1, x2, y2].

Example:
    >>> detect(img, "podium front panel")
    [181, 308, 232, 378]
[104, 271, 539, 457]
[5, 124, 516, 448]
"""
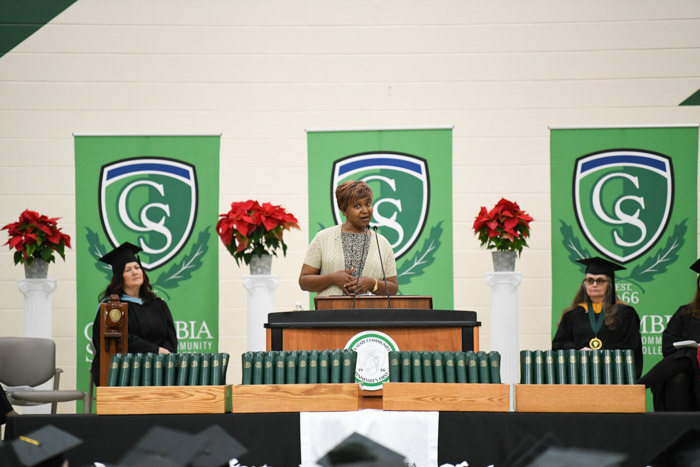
[265, 309, 480, 352]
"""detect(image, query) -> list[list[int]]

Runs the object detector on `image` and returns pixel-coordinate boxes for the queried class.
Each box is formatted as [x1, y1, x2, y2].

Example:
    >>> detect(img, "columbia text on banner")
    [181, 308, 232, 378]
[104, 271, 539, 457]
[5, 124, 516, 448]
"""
[550, 126, 698, 409]
[307, 128, 453, 309]
[75, 135, 220, 408]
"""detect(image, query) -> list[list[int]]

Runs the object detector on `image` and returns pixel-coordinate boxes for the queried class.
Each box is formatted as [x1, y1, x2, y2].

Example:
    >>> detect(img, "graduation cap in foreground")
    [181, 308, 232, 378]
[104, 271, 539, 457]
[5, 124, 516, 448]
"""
[525, 446, 627, 467]
[99, 242, 142, 275]
[119, 426, 209, 467]
[691, 258, 700, 274]
[119, 425, 247, 467]
[502, 432, 626, 467]
[190, 424, 247, 467]
[501, 432, 561, 467]
[0, 425, 82, 467]
[316, 432, 406, 467]
[648, 428, 700, 467]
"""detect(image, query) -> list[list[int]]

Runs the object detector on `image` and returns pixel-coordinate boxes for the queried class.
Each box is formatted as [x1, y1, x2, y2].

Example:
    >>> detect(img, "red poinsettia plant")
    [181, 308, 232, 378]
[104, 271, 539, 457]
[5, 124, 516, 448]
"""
[473, 198, 533, 254]
[216, 200, 300, 266]
[2, 209, 72, 265]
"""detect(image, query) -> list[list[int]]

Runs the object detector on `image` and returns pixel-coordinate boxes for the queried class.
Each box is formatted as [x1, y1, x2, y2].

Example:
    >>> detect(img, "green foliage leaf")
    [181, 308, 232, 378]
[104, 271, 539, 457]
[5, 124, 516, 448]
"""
[624, 219, 687, 283]
[152, 229, 209, 292]
[397, 221, 442, 287]
[560, 220, 590, 273]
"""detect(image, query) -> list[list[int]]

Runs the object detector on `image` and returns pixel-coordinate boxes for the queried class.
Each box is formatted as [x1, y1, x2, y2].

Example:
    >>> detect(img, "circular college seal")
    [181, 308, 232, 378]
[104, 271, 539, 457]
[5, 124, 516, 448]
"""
[345, 330, 399, 391]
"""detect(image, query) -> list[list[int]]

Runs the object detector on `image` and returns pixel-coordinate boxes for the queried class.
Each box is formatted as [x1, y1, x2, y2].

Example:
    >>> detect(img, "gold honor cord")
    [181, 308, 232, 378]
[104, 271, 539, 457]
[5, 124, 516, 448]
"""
[586, 297, 605, 350]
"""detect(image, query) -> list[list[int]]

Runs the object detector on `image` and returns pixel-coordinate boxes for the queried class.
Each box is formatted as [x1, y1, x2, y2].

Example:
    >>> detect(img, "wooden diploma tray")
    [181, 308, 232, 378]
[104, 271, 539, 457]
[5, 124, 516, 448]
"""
[515, 384, 646, 413]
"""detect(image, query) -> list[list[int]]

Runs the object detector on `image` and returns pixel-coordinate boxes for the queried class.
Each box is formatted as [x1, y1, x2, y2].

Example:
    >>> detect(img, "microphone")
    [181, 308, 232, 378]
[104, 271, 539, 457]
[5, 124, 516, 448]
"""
[373, 226, 392, 309]
[352, 225, 371, 309]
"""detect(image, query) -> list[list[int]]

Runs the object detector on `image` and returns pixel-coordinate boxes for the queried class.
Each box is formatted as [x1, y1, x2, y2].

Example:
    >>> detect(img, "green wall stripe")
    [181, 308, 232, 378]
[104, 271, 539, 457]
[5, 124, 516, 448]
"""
[0, 0, 78, 58]
[680, 89, 700, 106]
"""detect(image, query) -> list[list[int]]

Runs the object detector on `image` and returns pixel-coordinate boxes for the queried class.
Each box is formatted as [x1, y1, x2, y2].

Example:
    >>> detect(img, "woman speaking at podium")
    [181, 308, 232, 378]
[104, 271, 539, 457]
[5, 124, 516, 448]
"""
[552, 256, 643, 379]
[90, 242, 178, 384]
[638, 258, 700, 411]
[299, 180, 398, 297]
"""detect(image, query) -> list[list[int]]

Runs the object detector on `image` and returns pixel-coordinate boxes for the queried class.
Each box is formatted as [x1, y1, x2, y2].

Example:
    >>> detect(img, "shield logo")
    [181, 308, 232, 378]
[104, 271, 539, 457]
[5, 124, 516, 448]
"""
[99, 157, 198, 270]
[331, 152, 429, 259]
[573, 150, 674, 264]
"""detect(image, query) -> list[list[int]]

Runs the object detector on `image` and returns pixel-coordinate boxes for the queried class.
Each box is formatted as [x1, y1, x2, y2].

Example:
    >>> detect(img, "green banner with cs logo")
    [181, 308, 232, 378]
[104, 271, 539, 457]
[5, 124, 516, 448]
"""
[75, 135, 220, 410]
[551, 126, 698, 410]
[307, 128, 453, 309]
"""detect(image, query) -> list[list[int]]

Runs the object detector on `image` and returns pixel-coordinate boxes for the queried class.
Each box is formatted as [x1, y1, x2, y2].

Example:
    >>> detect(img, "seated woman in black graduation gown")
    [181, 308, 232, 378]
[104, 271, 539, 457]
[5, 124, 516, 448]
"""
[552, 257, 643, 379]
[90, 242, 177, 385]
[638, 258, 700, 411]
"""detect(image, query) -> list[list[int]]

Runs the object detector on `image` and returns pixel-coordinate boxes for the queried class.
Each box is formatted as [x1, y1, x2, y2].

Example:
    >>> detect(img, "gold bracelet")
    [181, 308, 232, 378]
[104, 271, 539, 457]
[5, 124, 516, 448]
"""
[372, 278, 379, 293]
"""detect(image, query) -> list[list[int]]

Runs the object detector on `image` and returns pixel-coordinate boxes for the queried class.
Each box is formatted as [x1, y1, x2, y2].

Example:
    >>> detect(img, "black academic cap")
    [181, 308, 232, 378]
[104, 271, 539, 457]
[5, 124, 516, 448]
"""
[190, 425, 247, 467]
[648, 428, 700, 467]
[0, 441, 23, 467]
[501, 432, 561, 467]
[690, 258, 700, 274]
[316, 432, 406, 467]
[526, 446, 627, 467]
[577, 257, 626, 277]
[119, 426, 208, 467]
[99, 242, 142, 274]
[4, 425, 82, 467]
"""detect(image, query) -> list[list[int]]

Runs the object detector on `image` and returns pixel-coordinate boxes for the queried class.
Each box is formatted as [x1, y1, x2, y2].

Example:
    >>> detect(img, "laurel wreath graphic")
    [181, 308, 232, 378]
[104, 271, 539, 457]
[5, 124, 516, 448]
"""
[151, 230, 209, 298]
[86, 227, 209, 299]
[559, 219, 687, 291]
[86, 227, 114, 281]
[397, 221, 442, 287]
[624, 219, 686, 285]
[559, 221, 591, 272]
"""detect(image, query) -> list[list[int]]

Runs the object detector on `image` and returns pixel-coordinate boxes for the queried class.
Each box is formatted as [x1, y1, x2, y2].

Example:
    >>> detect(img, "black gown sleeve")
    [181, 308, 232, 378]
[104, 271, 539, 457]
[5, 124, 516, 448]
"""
[127, 299, 178, 354]
[552, 310, 578, 350]
[161, 301, 178, 353]
[604, 306, 643, 379]
[661, 306, 688, 357]
[1, 386, 14, 424]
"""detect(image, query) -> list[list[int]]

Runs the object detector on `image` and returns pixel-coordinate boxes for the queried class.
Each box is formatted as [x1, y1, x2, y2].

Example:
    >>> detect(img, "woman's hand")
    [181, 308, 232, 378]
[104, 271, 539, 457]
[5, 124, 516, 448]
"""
[331, 268, 355, 290]
[343, 276, 373, 295]
[158, 347, 171, 354]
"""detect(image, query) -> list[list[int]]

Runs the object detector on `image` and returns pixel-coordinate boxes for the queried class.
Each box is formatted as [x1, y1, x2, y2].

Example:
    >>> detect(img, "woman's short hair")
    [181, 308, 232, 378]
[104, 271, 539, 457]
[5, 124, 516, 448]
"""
[335, 180, 373, 213]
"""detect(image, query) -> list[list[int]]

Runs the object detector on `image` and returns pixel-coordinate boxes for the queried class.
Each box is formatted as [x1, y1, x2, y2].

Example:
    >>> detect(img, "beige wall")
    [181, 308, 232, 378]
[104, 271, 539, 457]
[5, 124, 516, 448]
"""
[1, 0, 699, 413]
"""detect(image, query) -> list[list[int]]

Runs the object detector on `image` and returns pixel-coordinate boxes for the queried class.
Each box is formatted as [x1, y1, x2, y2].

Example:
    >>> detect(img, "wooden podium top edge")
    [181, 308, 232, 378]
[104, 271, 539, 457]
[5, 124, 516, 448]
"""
[265, 309, 480, 328]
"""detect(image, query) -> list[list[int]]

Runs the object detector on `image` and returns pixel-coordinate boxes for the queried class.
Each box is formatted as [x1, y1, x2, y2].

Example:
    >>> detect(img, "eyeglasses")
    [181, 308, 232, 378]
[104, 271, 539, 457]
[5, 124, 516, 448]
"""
[584, 278, 608, 286]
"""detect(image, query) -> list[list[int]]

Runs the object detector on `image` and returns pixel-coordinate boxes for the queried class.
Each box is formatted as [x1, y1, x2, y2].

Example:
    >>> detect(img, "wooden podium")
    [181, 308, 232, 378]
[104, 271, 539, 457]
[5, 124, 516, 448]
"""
[264, 299, 482, 410]
[314, 295, 432, 310]
[265, 308, 480, 352]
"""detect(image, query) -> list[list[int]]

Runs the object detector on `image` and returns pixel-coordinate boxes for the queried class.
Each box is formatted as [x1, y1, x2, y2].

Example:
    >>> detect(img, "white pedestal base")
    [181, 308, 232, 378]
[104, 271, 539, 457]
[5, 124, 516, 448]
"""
[242, 275, 279, 352]
[18, 278, 58, 414]
[486, 271, 522, 411]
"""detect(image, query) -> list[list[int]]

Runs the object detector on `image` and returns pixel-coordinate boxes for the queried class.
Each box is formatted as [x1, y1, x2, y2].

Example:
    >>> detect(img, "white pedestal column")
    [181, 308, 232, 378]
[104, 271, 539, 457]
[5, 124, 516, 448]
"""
[486, 271, 522, 411]
[18, 278, 58, 414]
[242, 275, 279, 352]
[18, 279, 57, 339]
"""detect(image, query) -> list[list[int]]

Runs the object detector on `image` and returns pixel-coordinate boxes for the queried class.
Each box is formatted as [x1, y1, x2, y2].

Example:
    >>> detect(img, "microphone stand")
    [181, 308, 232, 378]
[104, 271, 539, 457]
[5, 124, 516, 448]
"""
[352, 225, 370, 309]
[373, 226, 392, 309]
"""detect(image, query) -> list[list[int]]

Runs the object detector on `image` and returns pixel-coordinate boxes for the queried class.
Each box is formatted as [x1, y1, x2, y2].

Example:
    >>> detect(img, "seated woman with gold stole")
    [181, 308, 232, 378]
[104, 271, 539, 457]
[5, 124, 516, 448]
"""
[299, 180, 398, 297]
[90, 242, 177, 385]
[638, 258, 700, 411]
[552, 256, 643, 379]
